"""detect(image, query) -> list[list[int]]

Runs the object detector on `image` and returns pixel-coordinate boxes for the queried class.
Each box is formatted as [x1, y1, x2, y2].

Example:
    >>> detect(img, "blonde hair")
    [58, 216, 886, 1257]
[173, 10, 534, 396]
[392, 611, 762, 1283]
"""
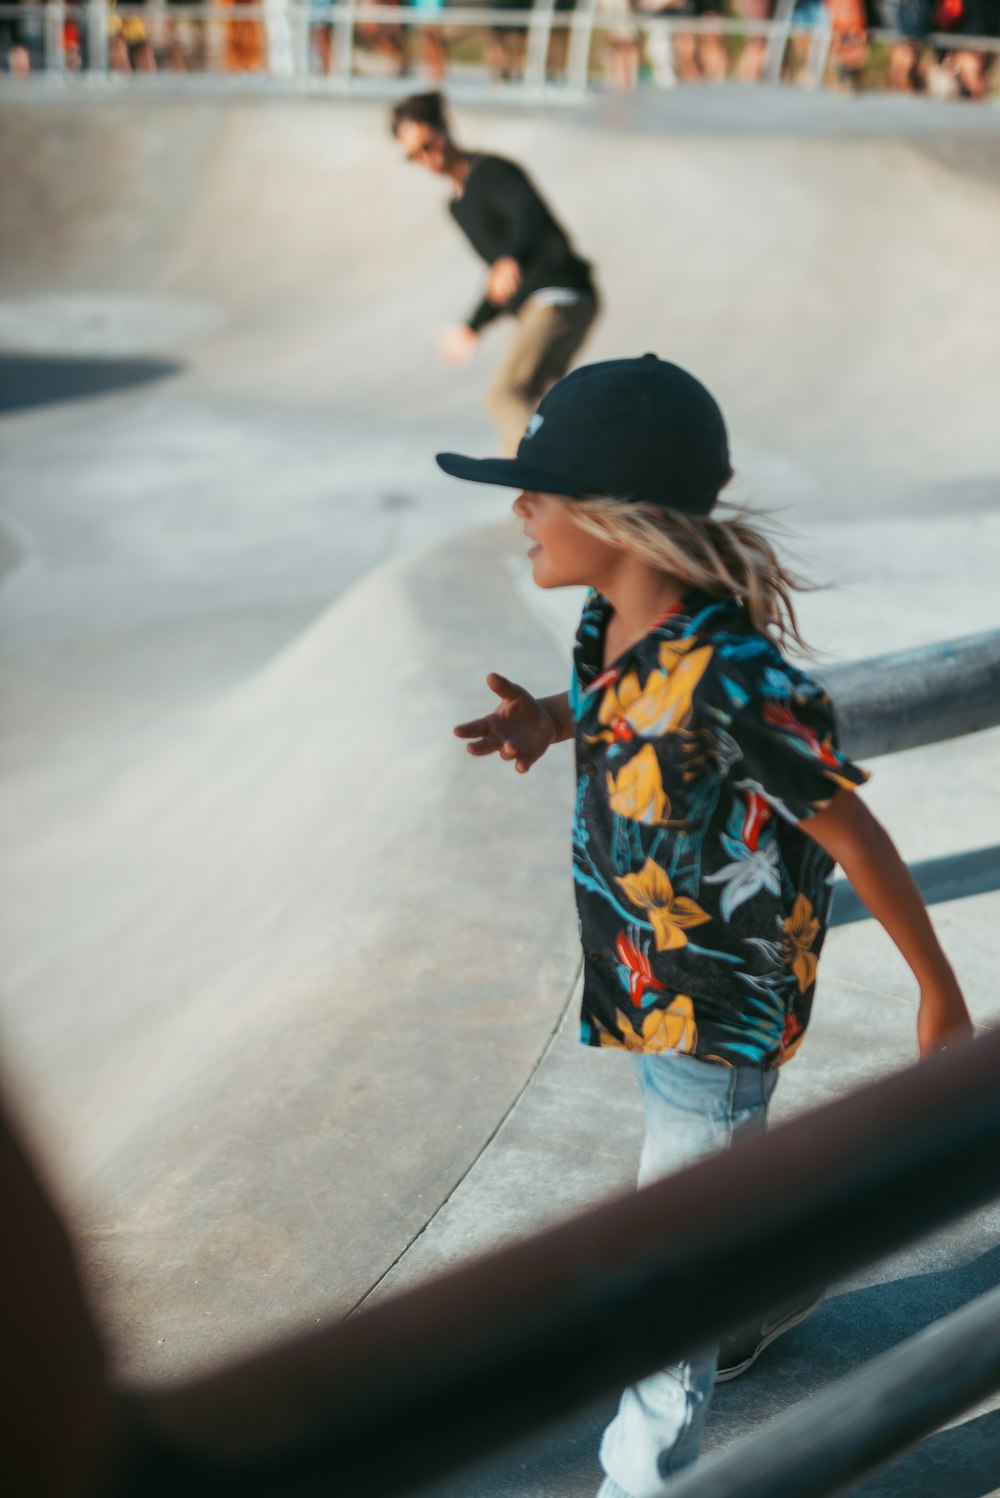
[566, 495, 812, 654]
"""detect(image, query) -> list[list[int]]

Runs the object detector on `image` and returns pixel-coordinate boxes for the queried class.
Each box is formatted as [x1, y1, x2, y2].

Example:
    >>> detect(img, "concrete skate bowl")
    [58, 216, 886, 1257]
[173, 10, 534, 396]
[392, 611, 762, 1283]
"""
[1, 88, 999, 1402]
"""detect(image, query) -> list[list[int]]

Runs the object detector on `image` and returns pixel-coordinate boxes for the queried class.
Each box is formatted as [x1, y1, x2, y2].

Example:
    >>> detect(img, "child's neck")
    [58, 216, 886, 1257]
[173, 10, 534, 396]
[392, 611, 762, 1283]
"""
[600, 566, 688, 669]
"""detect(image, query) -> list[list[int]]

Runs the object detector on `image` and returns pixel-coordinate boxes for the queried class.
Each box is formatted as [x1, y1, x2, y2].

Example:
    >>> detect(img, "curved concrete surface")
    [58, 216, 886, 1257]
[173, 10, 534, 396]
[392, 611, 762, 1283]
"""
[2, 85, 1000, 1489]
[2, 518, 582, 1381]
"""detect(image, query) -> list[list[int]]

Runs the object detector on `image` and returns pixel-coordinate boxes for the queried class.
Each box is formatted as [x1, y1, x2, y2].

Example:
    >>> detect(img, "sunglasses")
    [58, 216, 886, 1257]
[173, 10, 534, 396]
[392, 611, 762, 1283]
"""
[404, 139, 440, 163]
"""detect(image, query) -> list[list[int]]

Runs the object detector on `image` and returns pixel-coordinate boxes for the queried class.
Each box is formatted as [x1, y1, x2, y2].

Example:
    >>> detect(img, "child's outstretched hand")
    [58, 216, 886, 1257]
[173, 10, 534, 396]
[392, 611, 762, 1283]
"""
[454, 673, 560, 774]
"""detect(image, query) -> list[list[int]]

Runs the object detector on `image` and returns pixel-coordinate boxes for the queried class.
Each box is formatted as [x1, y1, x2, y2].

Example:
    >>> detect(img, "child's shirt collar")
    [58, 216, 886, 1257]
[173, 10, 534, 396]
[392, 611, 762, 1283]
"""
[573, 587, 734, 700]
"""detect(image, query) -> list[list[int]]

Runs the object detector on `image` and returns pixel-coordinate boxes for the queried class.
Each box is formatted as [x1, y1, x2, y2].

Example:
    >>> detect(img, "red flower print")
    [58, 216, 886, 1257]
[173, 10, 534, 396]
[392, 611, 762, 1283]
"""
[615, 931, 667, 1007]
[762, 702, 841, 770]
[741, 789, 770, 852]
[782, 1011, 802, 1050]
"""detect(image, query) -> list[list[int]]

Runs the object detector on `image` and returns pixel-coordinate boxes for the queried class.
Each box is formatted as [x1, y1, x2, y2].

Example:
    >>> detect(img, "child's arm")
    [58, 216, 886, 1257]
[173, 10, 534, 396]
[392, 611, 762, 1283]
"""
[803, 791, 974, 1058]
[454, 673, 572, 774]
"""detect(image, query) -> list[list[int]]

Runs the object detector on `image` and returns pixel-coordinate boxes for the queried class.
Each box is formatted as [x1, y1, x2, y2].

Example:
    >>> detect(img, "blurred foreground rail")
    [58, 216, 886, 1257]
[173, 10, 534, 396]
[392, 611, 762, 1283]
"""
[103, 1024, 1000, 1496]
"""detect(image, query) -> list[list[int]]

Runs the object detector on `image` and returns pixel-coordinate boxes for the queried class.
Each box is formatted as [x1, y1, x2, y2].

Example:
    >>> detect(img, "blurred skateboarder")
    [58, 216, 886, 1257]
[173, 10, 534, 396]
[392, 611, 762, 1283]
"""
[391, 91, 599, 454]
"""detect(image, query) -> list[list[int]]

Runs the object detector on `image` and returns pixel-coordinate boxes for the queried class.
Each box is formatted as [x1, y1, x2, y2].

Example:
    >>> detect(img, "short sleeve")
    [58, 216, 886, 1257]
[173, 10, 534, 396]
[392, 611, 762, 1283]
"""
[727, 676, 869, 824]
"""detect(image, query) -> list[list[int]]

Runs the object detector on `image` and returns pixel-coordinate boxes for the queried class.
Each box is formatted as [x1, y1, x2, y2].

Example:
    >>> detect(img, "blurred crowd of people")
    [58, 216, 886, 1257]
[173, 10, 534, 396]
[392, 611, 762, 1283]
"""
[0, 0, 276, 75]
[596, 0, 1000, 97]
[2, 0, 998, 97]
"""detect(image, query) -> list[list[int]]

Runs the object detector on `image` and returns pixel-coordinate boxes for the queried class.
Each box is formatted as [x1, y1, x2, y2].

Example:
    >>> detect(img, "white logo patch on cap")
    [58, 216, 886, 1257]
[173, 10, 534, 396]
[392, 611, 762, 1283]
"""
[524, 413, 544, 440]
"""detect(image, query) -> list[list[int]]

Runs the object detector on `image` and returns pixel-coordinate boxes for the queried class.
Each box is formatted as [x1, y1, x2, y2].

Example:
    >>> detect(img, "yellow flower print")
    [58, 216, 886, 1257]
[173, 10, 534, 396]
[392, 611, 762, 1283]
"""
[826, 768, 870, 794]
[784, 892, 821, 993]
[607, 745, 671, 826]
[599, 669, 642, 725]
[594, 639, 714, 743]
[649, 638, 714, 732]
[616, 859, 711, 952]
[595, 669, 644, 745]
[599, 997, 699, 1054]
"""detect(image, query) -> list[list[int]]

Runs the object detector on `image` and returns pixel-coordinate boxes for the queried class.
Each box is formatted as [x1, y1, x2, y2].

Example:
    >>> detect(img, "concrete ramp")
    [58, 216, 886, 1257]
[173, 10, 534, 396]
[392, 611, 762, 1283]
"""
[3, 89, 1000, 471]
[2, 519, 582, 1382]
[1, 93, 1000, 1484]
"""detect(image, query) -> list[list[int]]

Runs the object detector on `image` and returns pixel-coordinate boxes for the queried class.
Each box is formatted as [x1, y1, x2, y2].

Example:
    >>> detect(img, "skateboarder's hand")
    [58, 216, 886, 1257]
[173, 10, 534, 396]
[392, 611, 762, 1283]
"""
[487, 257, 522, 306]
[454, 673, 559, 774]
[440, 324, 478, 366]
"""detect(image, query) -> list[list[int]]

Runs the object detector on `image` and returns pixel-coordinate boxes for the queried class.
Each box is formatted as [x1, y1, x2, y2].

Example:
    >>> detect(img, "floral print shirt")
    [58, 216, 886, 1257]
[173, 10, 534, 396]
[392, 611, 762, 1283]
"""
[571, 588, 869, 1069]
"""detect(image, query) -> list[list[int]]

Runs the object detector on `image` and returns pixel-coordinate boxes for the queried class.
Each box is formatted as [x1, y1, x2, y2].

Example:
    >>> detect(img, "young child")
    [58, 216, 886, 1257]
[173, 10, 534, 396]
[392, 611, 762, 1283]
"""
[441, 355, 973, 1497]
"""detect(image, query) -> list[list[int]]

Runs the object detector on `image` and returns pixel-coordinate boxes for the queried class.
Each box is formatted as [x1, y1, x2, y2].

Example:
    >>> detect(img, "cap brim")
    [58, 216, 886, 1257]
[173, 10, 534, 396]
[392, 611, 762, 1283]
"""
[435, 451, 590, 497]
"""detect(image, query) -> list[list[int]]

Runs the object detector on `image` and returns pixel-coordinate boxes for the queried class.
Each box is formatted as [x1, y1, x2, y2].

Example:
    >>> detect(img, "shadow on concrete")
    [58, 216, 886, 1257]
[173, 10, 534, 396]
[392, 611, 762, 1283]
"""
[420, 1246, 1000, 1497]
[850, 1409, 1000, 1498]
[831, 845, 1000, 928]
[712, 1244, 1000, 1471]
[799, 1243, 1000, 1387]
[0, 352, 182, 414]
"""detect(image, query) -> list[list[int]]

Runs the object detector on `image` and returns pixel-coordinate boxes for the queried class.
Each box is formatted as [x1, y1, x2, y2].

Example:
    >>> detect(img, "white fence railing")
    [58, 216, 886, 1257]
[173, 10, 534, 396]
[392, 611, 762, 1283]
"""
[1, 0, 998, 96]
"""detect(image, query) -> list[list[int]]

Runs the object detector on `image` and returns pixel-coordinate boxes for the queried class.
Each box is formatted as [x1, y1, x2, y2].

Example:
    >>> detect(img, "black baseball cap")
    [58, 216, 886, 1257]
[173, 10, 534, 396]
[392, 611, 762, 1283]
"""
[436, 354, 730, 515]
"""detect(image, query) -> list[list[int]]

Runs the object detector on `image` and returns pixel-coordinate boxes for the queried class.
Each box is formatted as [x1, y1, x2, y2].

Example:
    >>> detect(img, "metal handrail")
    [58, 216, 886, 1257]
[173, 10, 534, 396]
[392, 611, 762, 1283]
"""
[120, 1026, 1000, 1496]
[2, 1, 998, 95]
[0, 2, 846, 36]
[3, 0, 998, 35]
[667, 1280, 1000, 1498]
[820, 627, 1000, 760]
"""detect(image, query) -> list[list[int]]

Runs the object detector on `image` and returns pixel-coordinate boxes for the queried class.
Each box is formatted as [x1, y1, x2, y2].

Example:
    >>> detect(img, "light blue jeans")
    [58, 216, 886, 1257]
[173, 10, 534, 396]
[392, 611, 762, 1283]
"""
[597, 1050, 779, 1498]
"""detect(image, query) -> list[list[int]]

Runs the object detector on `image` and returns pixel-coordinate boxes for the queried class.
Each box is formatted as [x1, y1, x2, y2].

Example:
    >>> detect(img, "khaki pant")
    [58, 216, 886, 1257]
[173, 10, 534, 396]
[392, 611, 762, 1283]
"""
[487, 295, 599, 456]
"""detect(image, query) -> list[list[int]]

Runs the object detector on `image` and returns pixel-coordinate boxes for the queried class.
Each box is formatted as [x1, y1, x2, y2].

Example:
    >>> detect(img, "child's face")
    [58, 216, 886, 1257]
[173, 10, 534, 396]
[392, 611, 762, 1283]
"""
[512, 492, 616, 590]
